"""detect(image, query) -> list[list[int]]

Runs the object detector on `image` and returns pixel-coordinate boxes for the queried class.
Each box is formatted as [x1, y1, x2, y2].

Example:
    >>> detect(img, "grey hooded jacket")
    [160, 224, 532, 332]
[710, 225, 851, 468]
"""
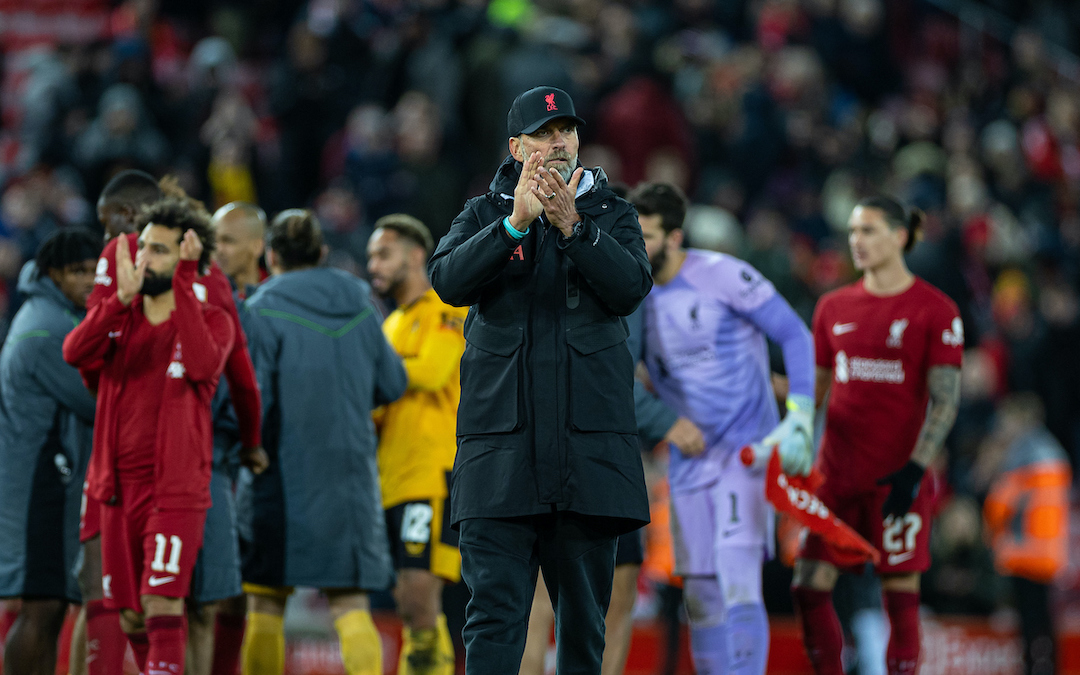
[0, 262, 95, 601]
[238, 267, 406, 589]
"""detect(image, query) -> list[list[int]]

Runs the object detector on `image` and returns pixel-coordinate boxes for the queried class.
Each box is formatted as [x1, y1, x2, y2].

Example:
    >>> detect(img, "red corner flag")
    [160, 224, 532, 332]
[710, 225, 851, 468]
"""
[742, 446, 880, 567]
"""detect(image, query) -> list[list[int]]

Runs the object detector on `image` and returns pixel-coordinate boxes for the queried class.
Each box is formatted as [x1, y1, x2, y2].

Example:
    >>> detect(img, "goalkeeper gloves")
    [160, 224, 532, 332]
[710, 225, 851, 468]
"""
[877, 460, 925, 519]
[758, 393, 815, 476]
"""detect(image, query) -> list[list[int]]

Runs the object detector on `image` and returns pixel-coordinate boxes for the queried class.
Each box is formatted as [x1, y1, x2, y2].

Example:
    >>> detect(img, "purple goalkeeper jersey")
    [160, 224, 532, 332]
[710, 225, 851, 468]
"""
[644, 249, 781, 493]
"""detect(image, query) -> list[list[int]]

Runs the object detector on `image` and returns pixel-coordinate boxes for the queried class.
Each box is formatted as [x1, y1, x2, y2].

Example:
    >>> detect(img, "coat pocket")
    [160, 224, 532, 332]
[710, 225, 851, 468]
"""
[457, 321, 523, 434]
[566, 320, 636, 433]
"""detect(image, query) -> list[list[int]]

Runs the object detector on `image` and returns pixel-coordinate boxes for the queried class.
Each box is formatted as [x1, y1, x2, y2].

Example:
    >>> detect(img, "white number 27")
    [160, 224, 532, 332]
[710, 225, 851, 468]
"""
[883, 513, 922, 553]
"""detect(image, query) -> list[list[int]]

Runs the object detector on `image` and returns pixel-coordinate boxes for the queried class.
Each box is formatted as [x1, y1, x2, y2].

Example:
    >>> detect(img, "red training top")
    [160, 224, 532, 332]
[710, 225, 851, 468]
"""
[812, 277, 963, 495]
[86, 232, 261, 448]
[64, 259, 235, 509]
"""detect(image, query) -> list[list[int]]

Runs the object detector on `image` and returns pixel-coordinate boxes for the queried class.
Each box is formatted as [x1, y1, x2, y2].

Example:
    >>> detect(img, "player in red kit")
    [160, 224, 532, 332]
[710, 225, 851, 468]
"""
[791, 196, 963, 675]
[75, 177, 264, 675]
[63, 198, 235, 675]
[86, 181, 265, 475]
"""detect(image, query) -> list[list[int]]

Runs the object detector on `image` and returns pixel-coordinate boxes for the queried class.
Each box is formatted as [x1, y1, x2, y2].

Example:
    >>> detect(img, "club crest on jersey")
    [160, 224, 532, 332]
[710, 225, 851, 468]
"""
[942, 317, 964, 347]
[886, 318, 908, 348]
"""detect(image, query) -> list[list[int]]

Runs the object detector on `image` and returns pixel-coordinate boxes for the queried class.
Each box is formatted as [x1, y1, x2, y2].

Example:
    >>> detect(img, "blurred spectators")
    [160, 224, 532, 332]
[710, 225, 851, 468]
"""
[72, 83, 169, 191]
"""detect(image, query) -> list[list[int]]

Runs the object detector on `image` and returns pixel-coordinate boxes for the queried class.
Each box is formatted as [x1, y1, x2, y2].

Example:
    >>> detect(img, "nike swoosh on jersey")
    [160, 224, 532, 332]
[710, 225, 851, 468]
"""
[147, 575, 176, 587]
[832, 322, 857, 335]
[886, 551, 915, 565]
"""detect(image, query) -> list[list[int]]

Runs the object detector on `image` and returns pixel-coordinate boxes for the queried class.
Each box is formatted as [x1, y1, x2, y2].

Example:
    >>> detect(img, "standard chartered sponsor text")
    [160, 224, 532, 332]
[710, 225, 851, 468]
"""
[848, 355, 905, 383]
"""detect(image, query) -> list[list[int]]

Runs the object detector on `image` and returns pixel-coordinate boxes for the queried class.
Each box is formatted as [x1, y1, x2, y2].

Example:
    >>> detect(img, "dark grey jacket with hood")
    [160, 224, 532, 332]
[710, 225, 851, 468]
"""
[238, 267, 406, 589]
[0, 261, 95, 601]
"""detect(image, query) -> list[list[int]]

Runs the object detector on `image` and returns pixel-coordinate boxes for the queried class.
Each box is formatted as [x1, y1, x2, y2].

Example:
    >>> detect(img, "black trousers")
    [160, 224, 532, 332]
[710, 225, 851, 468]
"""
[458, 512, 619, 675]
[1011, 576, 1056, 675]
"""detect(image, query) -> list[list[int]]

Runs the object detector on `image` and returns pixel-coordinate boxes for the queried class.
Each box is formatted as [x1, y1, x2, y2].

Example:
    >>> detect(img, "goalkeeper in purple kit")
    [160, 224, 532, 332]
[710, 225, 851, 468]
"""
[631, 183, 815, 675]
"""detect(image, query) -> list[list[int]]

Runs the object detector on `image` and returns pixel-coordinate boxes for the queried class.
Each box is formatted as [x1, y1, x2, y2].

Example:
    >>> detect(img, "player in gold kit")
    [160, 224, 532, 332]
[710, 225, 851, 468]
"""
[368, 214, 467, 675]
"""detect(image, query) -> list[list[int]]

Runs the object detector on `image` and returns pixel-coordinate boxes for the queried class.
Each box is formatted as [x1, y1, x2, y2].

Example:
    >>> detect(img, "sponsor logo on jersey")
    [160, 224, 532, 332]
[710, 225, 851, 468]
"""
[147, 575, 176, 587]
[102, 574, 112, 598]
[942, 317, 964, 347]
[835, 351, 905, 384]
[94, 257, 112, 286]
[886, 318, 908, 348]
[738, 268, 767, 298]
[439, 313, 463, 332]
[832, 322, 857, 335]
[667, 345, 717, 371]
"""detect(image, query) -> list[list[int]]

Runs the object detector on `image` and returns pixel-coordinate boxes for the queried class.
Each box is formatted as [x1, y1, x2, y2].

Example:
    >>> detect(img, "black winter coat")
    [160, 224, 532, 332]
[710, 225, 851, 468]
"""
[429, 157, 651, 532]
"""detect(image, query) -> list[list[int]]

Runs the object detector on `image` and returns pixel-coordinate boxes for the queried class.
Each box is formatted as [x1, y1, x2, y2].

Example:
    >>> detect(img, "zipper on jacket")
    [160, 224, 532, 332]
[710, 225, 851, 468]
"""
[548, 216, 567, 503]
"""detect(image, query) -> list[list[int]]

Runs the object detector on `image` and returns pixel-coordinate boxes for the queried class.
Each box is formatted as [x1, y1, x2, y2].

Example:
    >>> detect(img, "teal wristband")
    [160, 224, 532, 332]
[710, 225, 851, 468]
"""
[503, 216, 528, 240]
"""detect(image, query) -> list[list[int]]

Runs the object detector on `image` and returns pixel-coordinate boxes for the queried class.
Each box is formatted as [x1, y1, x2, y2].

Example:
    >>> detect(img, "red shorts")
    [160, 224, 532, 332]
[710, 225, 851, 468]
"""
[80, 485, 101, 542]
[799, 472, 937, 575]
[100, 480, 206, 612]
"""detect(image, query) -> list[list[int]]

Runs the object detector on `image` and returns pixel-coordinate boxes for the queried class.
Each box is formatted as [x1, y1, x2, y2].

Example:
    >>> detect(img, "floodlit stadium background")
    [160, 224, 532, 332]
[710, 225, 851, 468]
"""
[1, 0, 1079, 673]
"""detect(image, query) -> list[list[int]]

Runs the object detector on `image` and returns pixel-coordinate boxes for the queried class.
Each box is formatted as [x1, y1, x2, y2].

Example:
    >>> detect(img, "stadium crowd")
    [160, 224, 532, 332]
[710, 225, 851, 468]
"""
[0, 0, 1078, 673]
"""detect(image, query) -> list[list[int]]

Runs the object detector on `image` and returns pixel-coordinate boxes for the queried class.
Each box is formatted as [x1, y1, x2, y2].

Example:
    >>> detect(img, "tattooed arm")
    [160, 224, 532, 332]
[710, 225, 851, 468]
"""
[879, 365, 962, 519]
[910, 365, 961, 467]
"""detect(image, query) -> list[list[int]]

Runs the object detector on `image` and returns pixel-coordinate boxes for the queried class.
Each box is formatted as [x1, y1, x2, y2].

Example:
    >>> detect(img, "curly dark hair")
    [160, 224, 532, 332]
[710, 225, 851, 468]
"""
[35, 228, 102, 278]
[138, 197, 216, 271]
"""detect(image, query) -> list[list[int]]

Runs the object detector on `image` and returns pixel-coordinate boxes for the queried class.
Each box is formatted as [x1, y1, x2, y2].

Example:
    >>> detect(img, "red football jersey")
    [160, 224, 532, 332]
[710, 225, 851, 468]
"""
[64, 261, 235, 509]
[812, 277, 963, 494]
[87, 232, 261, 448]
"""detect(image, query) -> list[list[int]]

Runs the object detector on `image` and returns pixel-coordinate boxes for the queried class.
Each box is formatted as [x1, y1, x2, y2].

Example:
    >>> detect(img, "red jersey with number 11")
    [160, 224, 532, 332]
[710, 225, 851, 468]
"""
[812, 277, 963, 495]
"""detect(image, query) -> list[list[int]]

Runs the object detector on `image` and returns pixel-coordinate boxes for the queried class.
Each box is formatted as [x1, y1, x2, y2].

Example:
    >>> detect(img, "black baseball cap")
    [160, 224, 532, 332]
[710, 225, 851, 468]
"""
[506, 86, 586, 137]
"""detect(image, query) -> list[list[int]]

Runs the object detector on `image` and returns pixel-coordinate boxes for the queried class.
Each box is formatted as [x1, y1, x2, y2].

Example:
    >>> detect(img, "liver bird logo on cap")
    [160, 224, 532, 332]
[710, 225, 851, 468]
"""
[545, 93, 558, 111]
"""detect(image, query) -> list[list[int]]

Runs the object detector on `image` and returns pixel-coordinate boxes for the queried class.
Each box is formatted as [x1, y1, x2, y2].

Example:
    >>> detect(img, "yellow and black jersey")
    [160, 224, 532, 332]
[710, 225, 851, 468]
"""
[375, 288, 467, 508]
